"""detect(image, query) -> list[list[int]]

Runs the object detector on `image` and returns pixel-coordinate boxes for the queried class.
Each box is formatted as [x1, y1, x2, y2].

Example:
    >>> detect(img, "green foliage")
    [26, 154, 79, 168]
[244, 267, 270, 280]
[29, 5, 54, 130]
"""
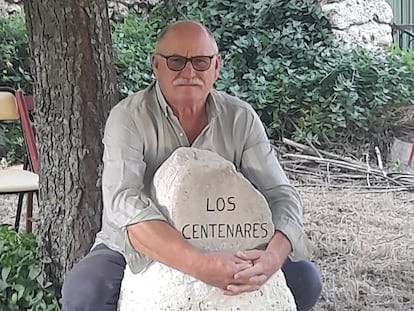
[259, 46, 414, 146]
[157, 0, 414, 149]
[0, 13, 31, 91]
[111, 12, 168, 97]
[0, 13, 30, 165]
[111, 16, 155, 96]
[0, 225, 60, 311]
[0, 122, 24, 164]
[1, 2, 413, 153]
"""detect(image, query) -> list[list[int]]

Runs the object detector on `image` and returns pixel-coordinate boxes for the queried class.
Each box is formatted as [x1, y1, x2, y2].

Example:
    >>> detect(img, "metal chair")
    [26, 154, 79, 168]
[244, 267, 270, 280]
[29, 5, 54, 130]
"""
[0, 88, 38, 233]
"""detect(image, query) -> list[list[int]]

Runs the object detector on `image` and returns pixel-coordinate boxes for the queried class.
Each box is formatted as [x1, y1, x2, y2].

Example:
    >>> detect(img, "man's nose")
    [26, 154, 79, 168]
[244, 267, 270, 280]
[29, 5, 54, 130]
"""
[180, 60, 196, 77]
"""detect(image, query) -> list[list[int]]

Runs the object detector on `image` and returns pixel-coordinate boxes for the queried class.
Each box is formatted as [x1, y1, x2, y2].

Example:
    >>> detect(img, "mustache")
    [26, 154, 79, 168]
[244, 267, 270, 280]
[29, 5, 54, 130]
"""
[172, 78, 203, 86]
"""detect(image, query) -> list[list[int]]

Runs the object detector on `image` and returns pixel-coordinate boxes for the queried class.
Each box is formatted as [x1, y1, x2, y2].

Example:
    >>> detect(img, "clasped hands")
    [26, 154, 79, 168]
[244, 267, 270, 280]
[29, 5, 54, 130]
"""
[195, 249, 284, 296]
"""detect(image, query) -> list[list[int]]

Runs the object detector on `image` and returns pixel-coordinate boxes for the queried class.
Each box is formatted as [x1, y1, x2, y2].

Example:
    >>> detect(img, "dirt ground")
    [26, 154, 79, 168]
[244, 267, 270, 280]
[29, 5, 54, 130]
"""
[299, 184, 414, 311]
[1, 181, 413, 310]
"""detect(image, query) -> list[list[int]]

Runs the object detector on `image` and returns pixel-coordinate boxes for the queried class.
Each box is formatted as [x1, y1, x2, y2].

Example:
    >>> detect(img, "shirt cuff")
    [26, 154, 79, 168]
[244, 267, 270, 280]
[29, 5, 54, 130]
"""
[273, 215, 313, 261]
[122, 203, 169, 273]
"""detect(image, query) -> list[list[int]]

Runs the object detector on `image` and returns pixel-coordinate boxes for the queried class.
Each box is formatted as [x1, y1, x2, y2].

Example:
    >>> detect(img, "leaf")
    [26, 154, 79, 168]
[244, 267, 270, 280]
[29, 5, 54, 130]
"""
[1, 266, 11, 282]
[36, 273, 45, 287]
[14, 283, 25, 299]
[29, 265, 41, 280]
[10, 292, 18, 304]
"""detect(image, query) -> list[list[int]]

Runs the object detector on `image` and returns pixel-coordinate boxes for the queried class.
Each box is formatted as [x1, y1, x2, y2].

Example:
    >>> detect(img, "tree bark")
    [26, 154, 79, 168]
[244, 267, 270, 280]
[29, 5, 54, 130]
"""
[23, 0, 117, 289]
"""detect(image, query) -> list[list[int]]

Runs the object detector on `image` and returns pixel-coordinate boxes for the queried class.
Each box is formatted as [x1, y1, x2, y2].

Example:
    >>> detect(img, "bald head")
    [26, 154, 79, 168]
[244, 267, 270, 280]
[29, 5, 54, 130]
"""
[155, 21, 219, 54]
[151, 20, 221, 107]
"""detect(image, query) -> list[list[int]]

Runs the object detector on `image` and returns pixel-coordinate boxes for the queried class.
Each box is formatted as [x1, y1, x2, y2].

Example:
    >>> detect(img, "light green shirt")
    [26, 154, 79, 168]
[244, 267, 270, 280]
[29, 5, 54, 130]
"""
[95, 81, 311, 273]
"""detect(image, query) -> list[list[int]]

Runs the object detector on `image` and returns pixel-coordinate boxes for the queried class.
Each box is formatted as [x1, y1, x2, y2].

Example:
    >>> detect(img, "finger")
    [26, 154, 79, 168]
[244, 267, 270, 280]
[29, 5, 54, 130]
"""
[233, 261, 253, 272]
[233, 256, 253, 264]
[234, 262, 264, 280]
[223, 284, 260, 295]
[248, 274, 267, 286]
[236, 250, 262, 260]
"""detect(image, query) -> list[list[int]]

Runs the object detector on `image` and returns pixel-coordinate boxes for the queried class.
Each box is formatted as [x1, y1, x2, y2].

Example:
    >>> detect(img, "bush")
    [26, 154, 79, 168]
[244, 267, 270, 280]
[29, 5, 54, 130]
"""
[111, 6, 175, 98]
[0, 13, 31, 92]
[1, 2, 413, 155]
[112, 15, 159, 97]
[156, 0, 414, 152]
[0, 122, 25, 165]
[0, 225, 60, 311]
[0, 13, 30, 165]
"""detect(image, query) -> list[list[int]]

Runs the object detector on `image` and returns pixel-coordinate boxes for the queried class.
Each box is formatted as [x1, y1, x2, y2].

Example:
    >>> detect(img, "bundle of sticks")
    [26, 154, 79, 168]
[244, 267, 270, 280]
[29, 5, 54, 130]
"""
[273, 138, 414, 193]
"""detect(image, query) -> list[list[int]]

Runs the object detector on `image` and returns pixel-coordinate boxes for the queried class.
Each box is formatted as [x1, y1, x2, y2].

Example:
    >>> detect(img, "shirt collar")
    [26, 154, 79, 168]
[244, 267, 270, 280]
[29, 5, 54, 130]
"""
[155, 81, 170, 117]
[154, 81, 218, 121]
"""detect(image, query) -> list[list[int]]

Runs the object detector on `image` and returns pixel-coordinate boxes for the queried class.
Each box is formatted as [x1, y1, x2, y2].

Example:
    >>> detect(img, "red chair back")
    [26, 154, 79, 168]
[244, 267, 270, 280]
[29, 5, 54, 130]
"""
[15, 91, 38, 174]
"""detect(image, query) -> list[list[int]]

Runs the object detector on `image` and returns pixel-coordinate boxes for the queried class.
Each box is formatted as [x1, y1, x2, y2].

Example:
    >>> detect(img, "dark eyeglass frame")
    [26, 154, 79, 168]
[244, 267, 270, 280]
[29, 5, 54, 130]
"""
[156, 54, 217, 71]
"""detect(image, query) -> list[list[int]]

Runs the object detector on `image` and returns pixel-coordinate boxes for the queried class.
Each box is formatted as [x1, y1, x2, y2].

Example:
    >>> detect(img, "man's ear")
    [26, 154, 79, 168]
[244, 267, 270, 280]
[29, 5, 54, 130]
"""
[151, 54, 158, 69]
[151, 54, 159, 77]
[214, 54, 222, 81]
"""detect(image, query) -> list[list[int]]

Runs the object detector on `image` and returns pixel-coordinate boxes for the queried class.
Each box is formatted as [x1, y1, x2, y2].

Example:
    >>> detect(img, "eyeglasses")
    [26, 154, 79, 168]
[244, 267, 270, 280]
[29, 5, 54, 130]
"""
[156, 54, 217, 71]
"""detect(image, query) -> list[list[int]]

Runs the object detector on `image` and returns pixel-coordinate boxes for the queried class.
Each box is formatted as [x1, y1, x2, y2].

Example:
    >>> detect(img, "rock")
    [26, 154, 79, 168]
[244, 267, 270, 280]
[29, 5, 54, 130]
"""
[0, 0, 161, 19]
[323, 0, 392, 29]
[390, 138, 414, 172]
[0, 0, 21, 15]
[332, 22, 393, 48]
[152, 147, 275, 253]
[119, 264, 296, 311]
[320, 0, 393, 48]
[118, 147, 297, 311]
[0, 0, 394, 49]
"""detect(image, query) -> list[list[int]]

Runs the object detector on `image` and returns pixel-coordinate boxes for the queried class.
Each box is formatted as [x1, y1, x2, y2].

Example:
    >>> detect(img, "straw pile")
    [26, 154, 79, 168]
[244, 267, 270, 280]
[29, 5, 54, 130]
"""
[274, 138, 414, 310]
[2, 142, 414, 310]
[301, 186, 413, 310]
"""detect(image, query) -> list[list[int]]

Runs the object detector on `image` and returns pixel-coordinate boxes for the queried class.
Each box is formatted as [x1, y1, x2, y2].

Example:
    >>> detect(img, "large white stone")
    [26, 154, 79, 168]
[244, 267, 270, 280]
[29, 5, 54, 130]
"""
[152, 147, 275, 253]
[390, 138, 414, 172]
[119, 264, 296, 311]
[0, 0, 21, 14]
[333, 22, 393, 48]
[118, 147, 297, 311]
[319, 0, 393, 48]
[1, 0, 394, 49]
[322, 0, 393, 29]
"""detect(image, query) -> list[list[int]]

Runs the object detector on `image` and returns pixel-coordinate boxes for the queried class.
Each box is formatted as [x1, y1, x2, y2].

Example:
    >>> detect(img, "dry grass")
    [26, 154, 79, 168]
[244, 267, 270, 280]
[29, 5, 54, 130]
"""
[299, 184, 414, 311]
[2, 178, 413, 310]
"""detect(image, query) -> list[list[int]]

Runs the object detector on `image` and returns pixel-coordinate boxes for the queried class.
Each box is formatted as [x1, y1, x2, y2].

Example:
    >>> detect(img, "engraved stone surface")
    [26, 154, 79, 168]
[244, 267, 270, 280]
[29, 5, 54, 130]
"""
[118, 147, 296, 311]
[152, 147, 275, 253]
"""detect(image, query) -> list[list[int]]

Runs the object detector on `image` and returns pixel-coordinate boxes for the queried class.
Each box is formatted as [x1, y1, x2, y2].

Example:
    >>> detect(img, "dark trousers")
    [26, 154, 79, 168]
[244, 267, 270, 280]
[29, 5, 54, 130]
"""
[61, 244, 322, 311]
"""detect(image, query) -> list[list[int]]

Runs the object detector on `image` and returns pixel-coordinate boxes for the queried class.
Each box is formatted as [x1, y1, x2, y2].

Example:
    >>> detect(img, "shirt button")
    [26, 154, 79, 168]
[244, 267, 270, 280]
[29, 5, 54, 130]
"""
[179, 133, 184, 137]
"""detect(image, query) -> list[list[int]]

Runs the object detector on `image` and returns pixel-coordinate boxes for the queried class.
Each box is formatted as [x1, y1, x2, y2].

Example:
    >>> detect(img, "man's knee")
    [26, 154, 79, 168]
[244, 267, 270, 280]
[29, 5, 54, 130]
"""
[61, 266, 105, 310]
[61, 245, 125, 311]
[282, 259, 322, 311]
[298, 261, 322, 302]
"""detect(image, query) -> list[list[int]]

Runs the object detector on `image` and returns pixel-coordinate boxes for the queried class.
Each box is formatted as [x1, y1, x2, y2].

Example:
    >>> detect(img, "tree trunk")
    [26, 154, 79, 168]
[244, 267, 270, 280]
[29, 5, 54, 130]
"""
[23, 0, 117, 289]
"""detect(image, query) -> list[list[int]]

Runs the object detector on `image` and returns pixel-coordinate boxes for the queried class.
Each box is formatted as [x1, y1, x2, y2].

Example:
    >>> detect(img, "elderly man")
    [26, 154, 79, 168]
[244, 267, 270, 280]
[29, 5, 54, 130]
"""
[61, 20, 322, 311]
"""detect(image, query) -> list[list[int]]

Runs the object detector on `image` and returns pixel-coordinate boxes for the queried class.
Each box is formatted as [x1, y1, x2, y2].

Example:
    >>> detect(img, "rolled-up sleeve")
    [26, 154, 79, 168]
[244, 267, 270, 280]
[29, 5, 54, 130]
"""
[240, 112, 312, 261]
[102, 105, 167, 230]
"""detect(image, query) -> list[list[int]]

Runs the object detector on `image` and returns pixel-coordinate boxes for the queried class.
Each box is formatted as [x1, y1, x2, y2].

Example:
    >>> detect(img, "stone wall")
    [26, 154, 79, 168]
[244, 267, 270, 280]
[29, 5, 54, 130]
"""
[0, 0, 20, 15]
[0, 0, 160, 20]
[0, 0, 394, 48]
[318, 0, 394, 48]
